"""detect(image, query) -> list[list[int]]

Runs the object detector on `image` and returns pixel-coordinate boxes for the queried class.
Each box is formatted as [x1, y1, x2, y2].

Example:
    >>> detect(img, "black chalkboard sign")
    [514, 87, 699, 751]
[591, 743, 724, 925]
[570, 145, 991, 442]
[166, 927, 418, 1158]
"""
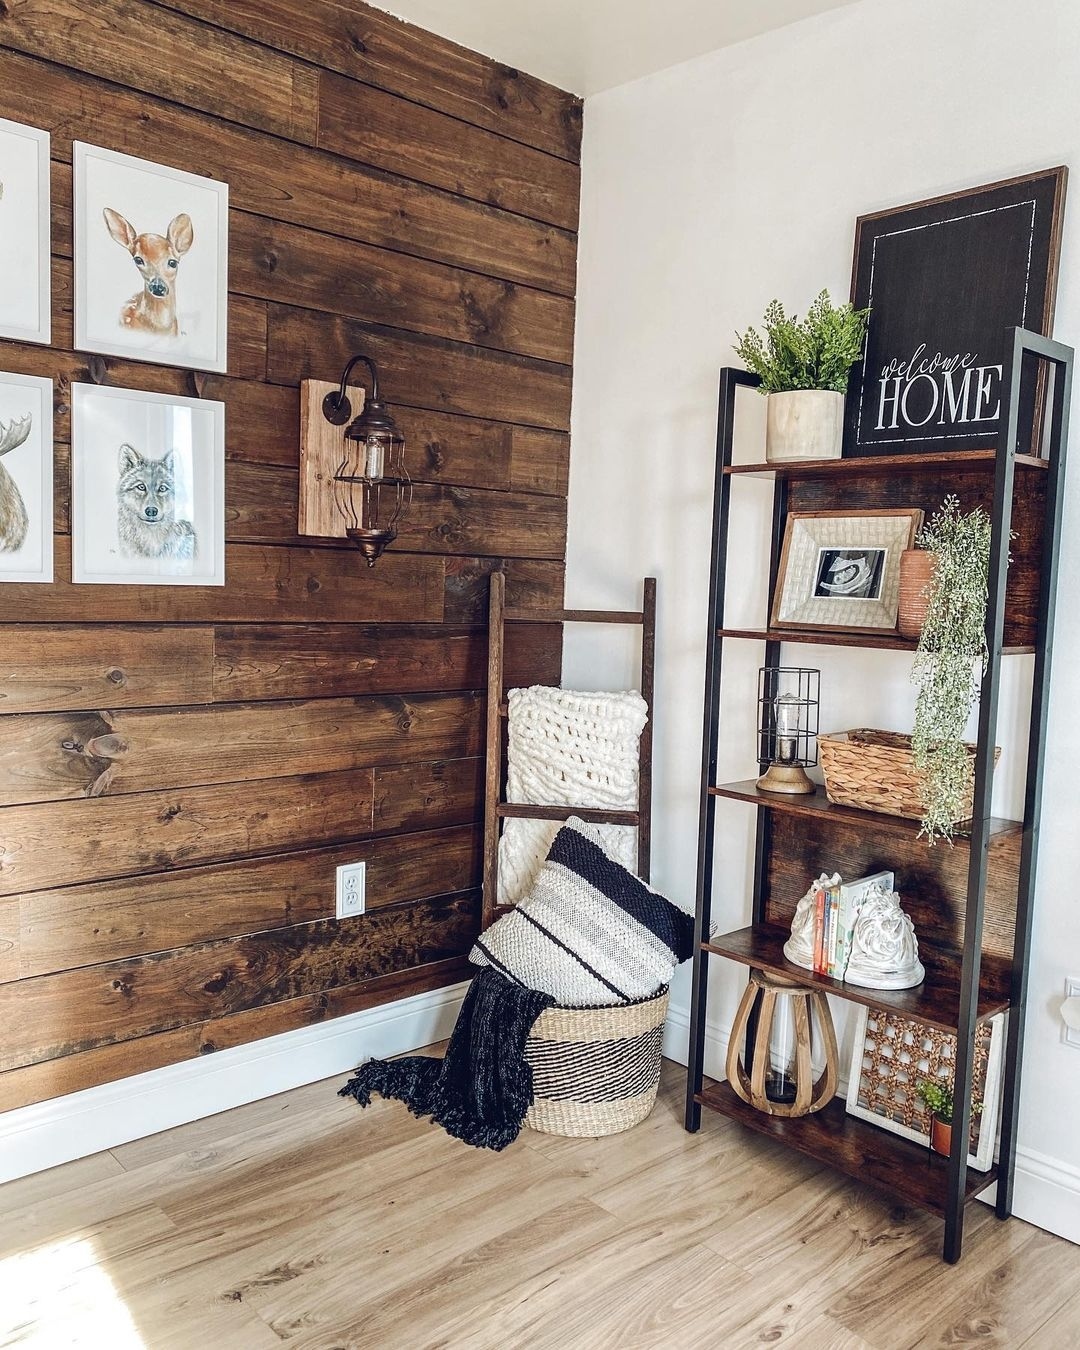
[843, 168, 1067, 458]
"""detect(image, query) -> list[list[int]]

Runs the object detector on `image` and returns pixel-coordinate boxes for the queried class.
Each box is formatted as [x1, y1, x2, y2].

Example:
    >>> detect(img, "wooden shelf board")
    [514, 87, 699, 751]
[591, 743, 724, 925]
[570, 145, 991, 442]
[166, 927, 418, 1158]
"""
[709, 781, 1022, 842]
[717, 627, 1036, 656]
[696, 1080, 997, 1215]
[724, 449, 1049, 480]
[702, 923, 1010, 1029]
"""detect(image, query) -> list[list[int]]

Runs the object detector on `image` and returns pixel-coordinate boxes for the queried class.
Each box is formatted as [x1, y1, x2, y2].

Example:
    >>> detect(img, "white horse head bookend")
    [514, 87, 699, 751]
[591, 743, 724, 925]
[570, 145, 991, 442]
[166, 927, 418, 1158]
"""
[845, 883, 925, 989]
[783, 873, 841, 971]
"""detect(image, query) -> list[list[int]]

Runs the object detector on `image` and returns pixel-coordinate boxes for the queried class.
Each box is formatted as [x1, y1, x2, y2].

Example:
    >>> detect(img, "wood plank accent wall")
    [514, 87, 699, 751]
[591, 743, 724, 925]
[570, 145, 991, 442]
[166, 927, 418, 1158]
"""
[0, 0, 580, 1113]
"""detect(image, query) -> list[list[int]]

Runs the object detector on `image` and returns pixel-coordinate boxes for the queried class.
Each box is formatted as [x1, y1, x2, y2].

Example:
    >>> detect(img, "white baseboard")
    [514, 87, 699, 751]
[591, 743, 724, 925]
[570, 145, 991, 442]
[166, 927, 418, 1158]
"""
[663, 994, 1079, 1248]
[0, 981, 468, 1185]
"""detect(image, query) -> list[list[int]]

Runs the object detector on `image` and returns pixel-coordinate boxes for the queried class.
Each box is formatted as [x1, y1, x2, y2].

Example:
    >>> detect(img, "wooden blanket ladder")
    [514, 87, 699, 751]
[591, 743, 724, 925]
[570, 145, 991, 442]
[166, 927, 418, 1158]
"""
[482, 572, 657, 928]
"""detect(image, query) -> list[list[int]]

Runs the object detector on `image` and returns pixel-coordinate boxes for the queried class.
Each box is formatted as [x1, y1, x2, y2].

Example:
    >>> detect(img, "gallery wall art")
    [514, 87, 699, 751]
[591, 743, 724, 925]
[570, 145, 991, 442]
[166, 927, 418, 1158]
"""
[0, 370, 53, 584]
[0, 117, 51, 346]
[73, 142, 229, 373]
[71, 383, 225, 586]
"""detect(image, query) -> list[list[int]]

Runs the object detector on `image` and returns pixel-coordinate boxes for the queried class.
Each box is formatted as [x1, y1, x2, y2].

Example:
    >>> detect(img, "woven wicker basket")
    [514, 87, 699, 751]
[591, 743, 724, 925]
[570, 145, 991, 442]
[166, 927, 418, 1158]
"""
[819, 728, 999, 823]
[523, 987, 668, 1138]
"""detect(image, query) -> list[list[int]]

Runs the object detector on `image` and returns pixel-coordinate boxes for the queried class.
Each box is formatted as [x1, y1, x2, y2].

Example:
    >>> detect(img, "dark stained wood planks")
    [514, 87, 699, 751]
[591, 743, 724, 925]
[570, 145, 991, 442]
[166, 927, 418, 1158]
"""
[14, 824, 482, 978]
[0, 48, 576, 296]
[0, 890, 480, 1070]
[212, 621, 562, 702]
[151, 0, 583, 162]
[0, 0, 574, 1113]
[0, 757, 484, 898]
[0, 956, 470, 1114]
[0, 692, 485, 806]
[0, 0, 319, 142]
[266, 305, 573, 431]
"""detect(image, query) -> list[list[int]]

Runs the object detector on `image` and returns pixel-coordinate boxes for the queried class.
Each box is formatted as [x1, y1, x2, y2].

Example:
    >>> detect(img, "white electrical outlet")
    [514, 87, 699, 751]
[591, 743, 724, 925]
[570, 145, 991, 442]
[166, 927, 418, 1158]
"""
[335, 860, 366, 919]
[1063, 977, 1080, 1049]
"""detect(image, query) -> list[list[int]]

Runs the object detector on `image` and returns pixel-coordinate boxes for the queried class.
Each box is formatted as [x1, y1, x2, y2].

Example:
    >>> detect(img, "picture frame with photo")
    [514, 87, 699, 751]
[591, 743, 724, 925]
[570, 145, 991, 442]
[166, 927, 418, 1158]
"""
[845, 1006, 1005, 1172]
[74, 142, 229, 373]
[771, 508, 923, 633]
[71, 383, 225, 587]
[0, 117, 51, 346]
[0, 370, 53, 584]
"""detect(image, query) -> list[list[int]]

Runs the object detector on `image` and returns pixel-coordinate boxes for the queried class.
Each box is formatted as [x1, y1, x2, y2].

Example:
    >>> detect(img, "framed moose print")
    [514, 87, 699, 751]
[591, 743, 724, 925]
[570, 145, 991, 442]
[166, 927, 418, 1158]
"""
[0, 370, 53, 584]
[73, 143, 229, 373]
[843, 168, 1067, 458]
[0, 118, 51, 345]
[71, 383, 225, 587]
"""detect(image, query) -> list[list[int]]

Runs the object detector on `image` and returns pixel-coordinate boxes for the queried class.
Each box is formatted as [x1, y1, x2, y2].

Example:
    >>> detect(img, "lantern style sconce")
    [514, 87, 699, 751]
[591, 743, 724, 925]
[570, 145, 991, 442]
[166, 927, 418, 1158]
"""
[756, 666, 819, 795]
[313, 353, 412, 566]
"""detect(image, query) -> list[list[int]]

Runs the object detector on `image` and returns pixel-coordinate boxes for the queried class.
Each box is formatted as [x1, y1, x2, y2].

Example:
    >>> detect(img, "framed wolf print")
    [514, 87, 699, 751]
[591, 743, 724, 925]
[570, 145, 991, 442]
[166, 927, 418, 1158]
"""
[843, 168, 1066, 458]
[71, 384, 225, 586]
[73, 143, 229, 373]
[0, 118, 51, 345]
[0, 371, 53, 583]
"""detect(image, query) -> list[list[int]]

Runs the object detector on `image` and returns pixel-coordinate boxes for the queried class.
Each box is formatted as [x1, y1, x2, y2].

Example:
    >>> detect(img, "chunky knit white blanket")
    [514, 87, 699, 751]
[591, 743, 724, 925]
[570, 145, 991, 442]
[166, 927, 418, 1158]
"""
[497, 685, 649, 908]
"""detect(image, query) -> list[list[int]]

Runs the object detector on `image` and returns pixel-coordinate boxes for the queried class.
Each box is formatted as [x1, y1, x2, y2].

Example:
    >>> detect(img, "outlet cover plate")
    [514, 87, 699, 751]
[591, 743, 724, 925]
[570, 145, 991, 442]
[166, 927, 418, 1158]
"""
[1065, 977, 1080, 1048]
[336, 860, 366, 919]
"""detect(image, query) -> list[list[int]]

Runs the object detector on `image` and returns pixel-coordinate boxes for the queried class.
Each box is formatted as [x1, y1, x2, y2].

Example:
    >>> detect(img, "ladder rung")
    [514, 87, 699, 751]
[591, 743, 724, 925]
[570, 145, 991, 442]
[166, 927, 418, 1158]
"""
[503, 608, 644, 625]
[495, 804, 640, 825]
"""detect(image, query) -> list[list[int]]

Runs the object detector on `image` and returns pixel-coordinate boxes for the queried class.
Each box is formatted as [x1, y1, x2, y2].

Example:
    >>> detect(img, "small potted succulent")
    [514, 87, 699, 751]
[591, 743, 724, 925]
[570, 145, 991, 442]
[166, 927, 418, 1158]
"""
[734, 289, 870, 463]
[916, 1077, 983, 1157]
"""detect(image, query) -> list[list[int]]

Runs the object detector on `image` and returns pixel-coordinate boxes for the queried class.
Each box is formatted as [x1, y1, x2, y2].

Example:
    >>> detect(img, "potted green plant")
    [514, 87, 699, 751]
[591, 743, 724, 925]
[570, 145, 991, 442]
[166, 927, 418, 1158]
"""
[910, 496, 1000, 844]
[916, 1077, 983, 1157]
[734, 289, 870, 463]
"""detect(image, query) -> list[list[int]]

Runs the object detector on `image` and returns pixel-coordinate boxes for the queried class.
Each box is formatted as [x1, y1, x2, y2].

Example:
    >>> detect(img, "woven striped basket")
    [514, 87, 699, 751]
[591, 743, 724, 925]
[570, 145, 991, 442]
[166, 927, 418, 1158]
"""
[523, 987, 668, 1138]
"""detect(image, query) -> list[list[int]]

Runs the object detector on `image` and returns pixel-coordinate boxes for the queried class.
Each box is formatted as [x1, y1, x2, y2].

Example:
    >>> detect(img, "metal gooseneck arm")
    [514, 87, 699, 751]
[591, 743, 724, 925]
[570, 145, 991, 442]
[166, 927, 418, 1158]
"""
[323, 353, 381, 425]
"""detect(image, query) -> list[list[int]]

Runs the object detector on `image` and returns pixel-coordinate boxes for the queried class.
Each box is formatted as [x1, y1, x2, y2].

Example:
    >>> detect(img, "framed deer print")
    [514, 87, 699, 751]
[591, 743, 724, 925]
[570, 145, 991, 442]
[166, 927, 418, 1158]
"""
[0, 118, 51, 345]
[73, 143, 229, 373]
[0, 371, 53, 584]
[71, 383, 225, 587]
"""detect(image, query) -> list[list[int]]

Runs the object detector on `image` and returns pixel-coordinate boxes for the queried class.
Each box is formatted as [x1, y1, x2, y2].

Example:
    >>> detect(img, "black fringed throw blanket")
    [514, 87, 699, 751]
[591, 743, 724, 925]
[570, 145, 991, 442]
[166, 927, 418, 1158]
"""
[338, 966, 554, 1151]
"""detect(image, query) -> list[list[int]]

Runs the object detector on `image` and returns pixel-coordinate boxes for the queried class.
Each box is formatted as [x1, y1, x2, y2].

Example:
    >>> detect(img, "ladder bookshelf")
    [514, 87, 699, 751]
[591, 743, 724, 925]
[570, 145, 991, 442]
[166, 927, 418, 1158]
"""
[683, 328, 1073, 1264]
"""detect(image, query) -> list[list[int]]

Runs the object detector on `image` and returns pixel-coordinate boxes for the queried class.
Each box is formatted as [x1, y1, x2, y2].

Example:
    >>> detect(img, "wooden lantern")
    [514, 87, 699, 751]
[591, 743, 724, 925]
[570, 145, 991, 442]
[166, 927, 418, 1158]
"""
[725, 969, 839, 1117]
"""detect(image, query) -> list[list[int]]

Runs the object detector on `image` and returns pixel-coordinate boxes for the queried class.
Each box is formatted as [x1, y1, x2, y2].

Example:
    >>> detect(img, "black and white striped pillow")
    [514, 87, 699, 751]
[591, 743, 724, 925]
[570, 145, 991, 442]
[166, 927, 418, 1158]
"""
[470, 816, 694, 1006]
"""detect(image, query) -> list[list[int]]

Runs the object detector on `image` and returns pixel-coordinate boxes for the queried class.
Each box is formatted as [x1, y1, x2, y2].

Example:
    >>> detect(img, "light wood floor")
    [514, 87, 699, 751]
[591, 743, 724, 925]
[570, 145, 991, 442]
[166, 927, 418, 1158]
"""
[2, 1055, 1078, 1349]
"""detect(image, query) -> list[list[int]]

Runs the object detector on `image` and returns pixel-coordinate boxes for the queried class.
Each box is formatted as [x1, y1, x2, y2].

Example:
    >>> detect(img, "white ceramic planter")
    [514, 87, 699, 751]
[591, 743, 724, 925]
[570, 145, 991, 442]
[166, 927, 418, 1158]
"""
[765, 389, 845, 462]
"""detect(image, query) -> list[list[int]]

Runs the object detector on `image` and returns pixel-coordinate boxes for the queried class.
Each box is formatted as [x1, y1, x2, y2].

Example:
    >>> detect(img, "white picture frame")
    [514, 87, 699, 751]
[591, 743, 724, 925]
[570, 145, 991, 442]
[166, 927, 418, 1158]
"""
[0, 118, 51, 345]
[845, 1006, 1006, 1172]
[71, 383, 225, 587]
[0, 370, 53, 584]
[73, 142, 228, 373]
[771, 509, 924, 634]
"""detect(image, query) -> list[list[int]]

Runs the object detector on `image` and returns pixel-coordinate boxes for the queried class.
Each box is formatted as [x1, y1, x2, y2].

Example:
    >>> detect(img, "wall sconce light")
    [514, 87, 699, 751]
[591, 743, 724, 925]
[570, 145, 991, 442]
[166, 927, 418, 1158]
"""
[757, 666, 819, 795]
[319, 353, 412, 566]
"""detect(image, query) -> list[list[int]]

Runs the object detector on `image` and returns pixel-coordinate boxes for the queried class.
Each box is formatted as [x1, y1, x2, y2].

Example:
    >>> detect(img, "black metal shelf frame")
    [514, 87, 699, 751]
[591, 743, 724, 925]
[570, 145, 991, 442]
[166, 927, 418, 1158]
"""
[683, 329, 1073, 1265]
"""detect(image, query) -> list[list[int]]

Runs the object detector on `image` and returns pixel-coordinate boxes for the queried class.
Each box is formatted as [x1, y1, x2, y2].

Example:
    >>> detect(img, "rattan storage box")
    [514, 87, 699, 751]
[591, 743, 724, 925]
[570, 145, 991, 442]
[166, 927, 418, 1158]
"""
[523, 987, 668, 1137]
[818, 728, 998, 823]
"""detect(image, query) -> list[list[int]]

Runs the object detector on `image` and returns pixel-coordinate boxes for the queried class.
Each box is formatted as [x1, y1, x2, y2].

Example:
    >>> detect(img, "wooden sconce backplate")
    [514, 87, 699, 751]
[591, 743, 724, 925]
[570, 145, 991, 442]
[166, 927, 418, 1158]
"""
[298, 378, 367, 539]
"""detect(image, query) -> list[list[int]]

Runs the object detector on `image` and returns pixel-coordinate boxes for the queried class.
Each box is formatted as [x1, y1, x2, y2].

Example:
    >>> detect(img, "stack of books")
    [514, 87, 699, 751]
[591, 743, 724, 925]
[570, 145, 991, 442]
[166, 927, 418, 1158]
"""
[810, 870, 894, 979]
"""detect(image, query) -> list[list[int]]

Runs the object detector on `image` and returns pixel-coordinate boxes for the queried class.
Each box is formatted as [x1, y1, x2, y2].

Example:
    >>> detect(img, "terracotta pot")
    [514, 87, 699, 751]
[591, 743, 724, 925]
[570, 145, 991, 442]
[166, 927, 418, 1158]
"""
[930, 1115, 952, 1158]
[765, 390, 844, 463]
[897, 549, 936, 640]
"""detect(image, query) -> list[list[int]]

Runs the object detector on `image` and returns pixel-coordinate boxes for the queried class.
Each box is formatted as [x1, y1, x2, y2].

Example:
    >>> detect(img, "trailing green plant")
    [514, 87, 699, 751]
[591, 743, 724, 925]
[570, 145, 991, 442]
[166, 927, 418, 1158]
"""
[911, 497, 1001, 844]
[915, 1076, 983, 1126]
[733, 289, 870, 395]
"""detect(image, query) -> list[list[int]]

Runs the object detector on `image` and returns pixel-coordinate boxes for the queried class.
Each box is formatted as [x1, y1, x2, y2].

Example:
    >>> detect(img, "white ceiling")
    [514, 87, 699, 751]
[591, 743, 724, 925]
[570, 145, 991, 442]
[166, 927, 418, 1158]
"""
[379, 0, 858, 96]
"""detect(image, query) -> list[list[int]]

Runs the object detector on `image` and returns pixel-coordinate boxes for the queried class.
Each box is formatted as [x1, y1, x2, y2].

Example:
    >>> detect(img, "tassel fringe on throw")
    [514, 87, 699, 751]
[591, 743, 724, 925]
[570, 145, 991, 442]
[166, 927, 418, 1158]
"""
[338, 966, 554, 1151]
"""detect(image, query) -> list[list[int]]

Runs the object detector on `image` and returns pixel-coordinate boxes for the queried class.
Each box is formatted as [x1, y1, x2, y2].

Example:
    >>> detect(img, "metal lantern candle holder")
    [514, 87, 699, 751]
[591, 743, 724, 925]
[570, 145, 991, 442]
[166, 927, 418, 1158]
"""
[321, 353, 412, 566]
[757, 666, 819, 796]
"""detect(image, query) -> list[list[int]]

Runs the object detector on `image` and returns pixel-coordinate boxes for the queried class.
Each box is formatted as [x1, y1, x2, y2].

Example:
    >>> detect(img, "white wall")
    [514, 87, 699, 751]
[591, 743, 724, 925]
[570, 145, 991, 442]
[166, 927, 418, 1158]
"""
[564, 0, 1080, 1240]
